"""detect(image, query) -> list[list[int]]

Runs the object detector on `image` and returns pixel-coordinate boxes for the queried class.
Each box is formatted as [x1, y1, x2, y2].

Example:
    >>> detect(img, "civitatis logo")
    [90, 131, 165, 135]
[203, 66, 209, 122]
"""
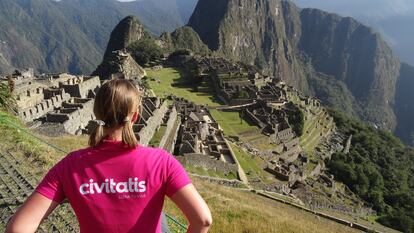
[79, 177, 146, 195]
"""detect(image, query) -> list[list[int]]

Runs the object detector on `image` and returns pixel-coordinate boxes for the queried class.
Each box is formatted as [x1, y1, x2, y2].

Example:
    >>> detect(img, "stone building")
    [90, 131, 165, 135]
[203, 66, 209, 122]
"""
[92, 50, 146, 80]
[173, 97, 238, 176]
[133, 97, 169, 146]
[7, 69, 101, 135]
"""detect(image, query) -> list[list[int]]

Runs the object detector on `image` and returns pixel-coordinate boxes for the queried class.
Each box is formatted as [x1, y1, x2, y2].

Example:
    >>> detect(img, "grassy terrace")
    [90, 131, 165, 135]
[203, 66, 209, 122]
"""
[184, 165, 238, 180]
[146, 68, 221, 107]
[146, 68, 259, 138]
[299, 105, 333, 155]
[229, 143, 275, 184]
[148, 125, 167, 147]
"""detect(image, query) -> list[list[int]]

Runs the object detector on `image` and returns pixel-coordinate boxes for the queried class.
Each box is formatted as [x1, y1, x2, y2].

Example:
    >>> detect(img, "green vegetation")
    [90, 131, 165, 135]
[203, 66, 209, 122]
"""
[127, 36, 164, 66]
[146, 67, 259, 137]
[184, 165, 237, 180]
[161, 26, 210, 56]
[209, 110, 256, 137]
[230, 143, 274, 184]
[147, 68, 221, 107]
[148, 126, 167, 147]
[0, 81, 16, 113]
[0, 111, 59, 168]
[327, 109, 414, 233]
[233, 90, 250, 99]
[286, 102, 304, 137]
[299, 105, 333, 154]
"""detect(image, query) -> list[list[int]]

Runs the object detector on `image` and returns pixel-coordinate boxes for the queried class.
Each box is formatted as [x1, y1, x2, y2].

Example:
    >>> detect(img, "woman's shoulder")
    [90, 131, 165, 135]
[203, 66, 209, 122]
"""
[58, 147, 94, 163]
[136, 145, 171, 158]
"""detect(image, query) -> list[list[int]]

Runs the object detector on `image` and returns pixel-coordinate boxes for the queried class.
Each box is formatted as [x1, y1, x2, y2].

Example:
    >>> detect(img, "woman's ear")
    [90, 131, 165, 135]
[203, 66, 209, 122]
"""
[131, 112, 139, 124]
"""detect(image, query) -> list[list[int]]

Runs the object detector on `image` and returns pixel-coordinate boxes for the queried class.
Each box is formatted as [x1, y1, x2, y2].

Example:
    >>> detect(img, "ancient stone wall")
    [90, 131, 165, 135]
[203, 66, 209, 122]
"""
[77, 76, 100, 98]
[16, 87, 44, 109]
[177, 153, 238, 175]
[280, 145, 301, 163]
[159, 107, 179, 153]
[138, 100, 168, 146]
[18, 92, 71, 122]
[46, 98, 95, 135]
[59, 76, 100, 98]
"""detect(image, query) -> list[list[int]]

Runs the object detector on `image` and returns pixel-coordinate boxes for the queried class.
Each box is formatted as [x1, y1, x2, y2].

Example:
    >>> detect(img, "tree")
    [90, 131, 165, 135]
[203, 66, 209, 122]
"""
[127, 38, 163, 66]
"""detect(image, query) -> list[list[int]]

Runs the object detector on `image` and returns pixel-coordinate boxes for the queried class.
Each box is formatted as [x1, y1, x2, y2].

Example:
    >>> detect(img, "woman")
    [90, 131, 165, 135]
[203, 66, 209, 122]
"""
[6, 79, 212, 233]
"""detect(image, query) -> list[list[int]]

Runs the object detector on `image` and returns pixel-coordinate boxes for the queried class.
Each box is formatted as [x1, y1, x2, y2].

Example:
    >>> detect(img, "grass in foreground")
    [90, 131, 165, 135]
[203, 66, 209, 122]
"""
[164, 176, 359, 233]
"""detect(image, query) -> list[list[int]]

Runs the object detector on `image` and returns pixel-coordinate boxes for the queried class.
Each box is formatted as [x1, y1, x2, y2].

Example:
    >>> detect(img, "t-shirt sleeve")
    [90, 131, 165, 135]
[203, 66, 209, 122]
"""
[164, 152, 192, 198]
[35, 160, 66, 203]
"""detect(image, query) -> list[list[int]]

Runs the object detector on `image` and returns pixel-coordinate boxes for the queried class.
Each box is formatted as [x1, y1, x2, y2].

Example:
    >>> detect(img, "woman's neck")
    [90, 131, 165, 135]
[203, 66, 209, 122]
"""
[104, 127, 123, 141]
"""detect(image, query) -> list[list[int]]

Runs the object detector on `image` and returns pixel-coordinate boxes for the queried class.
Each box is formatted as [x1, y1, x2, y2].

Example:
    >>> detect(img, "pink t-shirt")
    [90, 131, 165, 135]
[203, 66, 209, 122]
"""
[36, 139, 192, 233]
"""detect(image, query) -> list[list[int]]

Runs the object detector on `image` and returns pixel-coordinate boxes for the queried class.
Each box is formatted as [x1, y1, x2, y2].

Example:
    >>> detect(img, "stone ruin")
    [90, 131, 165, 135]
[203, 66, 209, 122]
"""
[172, 97, 238, 176]
[92, 50, 146, 80]
[133, 97, 169, 146]
[3, 69, 101, 136]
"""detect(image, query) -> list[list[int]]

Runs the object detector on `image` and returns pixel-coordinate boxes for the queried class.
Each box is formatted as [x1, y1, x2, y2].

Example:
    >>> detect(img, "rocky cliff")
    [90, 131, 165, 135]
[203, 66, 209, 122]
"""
[188, 0, 409, 140]
[103, 16, 147, 59]
[93, 16, 146, 80]
[160, 26, 210, 55]
[395, 63, 414, 145]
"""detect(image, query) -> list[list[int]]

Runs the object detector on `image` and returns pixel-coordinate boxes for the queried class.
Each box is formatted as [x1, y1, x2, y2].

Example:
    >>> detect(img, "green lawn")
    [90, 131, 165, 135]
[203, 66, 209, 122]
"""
[148, 125, 167, 147]
[300, 106, 334, 154]
[146, 68, 221, 107]
[146, 68, 258, 137]
[185, 165, 238, 180]
[229, 143, 274, 184]
[209, 109, 257, 136]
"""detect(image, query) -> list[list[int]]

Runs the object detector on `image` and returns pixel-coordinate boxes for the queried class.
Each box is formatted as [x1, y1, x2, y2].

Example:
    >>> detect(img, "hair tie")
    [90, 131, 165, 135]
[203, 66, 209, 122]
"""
[93, 120, 106, 126]
[124, 117, 131, 123]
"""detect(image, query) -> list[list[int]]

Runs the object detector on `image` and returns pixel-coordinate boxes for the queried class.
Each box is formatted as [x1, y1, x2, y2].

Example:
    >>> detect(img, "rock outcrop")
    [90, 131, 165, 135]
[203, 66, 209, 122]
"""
[395, 63, 414, 145]
[92, 50, 146, 80]
[160, 26, 210, 55]
[103, 16, 146, 59]
[93, 16, 147, 80]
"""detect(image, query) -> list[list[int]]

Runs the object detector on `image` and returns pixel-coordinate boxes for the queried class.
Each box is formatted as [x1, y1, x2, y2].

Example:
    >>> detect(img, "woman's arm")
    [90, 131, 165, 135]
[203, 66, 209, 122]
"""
[170, 184, 212, 233]
[6, 192, 59, 233]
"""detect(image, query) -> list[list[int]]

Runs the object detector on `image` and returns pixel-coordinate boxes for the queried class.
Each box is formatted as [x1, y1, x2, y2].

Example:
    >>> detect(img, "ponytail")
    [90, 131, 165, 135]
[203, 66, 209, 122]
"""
[89, 120, 106, 147]
[122, 118, 139, 147]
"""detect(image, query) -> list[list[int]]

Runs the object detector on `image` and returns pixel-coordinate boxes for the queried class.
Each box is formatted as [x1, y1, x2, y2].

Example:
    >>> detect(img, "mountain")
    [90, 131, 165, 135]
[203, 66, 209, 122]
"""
[92, 16, 146, 80]
[395, 63, 414, 145]
[102, 16, 147, 59]
[160, 26, 211, 55]
[292, 0, 414, 67]
[187, 0, 414, 145]
[0, 0, 198, 75]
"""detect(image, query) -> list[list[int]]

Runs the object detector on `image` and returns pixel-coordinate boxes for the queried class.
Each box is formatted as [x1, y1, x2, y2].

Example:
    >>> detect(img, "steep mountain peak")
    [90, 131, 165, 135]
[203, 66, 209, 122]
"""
[187, 0, 402, 132]
[103, 16, 146, 59]
[187, 0, 230, 50]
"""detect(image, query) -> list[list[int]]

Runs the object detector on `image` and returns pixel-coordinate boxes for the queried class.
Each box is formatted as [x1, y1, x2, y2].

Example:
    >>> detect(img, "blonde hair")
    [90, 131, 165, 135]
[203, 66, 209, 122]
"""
[89, 79, 142, 147]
